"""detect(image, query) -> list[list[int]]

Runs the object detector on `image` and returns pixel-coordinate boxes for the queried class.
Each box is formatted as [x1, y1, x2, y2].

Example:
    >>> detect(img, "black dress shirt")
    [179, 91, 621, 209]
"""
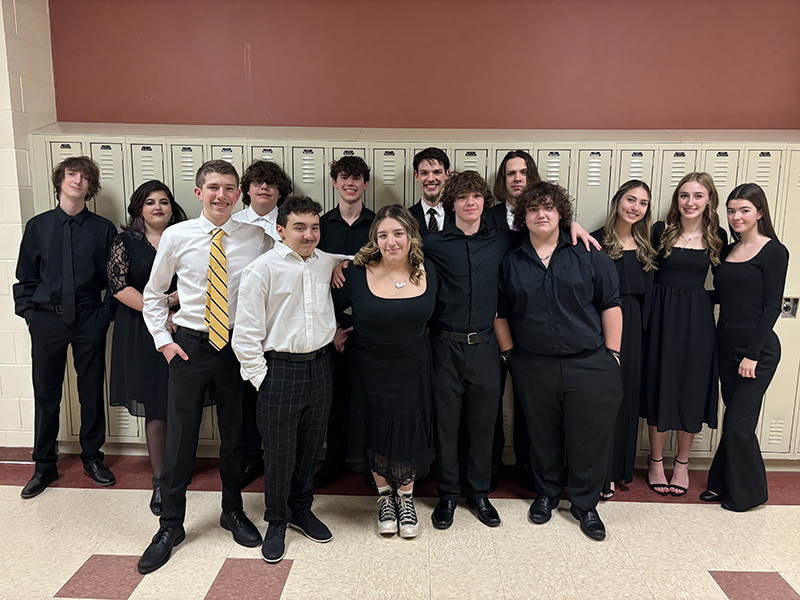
[498, 229, 621, 356]
[14, 206, 117, 320]
[423, 220, 513, 333]
[318, 204, 375, 255]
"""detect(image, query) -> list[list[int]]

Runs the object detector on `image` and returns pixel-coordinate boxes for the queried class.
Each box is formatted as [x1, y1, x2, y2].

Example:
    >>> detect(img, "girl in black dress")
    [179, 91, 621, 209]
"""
[643, 172, 726, 497]
[107, 180, 186, 514]
[591, 180, 656, 499]
[333, 205, 436, 539]
[701, 183, 788, 511]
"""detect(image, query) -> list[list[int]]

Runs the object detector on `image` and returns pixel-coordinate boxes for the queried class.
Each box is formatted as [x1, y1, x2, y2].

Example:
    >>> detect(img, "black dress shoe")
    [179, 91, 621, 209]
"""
[220, 509, 262, 547]
[82, 457, 116, 486]
[432, 499, 457, 529]
[240, 459, 265, 490]
[313, 461, 347, 489]
[466, 497, 501, 527]
[262, 522, 287, 563]
[528, 494, 559, 524]
[699, 490, 723, 503]
[150, 478, 163, 516]
[570, 505, 606, 541]
[20, 470, 58, 499]
[138, 526, 186, 574]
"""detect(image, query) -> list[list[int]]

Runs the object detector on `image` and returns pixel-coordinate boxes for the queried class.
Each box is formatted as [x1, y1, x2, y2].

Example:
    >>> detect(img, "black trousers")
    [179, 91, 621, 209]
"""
[159, 328, 245, 528]
[259, 352, 333, 523]
[431, 335, 501, 501]
[511, 346, 622, 512]
[29, 307, 110, 471]
[242, 384, 262, 463]
[492, 362, 531, 473]
[322, 343, 352, 466]
[707, 321, 780, 511]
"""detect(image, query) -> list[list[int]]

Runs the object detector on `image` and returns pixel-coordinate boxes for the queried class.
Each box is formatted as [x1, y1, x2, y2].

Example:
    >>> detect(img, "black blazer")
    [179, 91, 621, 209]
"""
[484, 202, 511, 230]
[410, 200, 434, 237]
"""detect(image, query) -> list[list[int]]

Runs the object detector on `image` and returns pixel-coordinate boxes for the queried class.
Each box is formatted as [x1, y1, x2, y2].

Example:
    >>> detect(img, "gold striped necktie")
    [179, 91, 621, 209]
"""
[204, 227, 229, 350]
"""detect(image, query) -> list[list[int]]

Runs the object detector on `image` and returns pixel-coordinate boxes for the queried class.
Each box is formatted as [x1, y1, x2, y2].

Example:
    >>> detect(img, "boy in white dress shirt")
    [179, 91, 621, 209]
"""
[138, 160, 273, 574]
[233, 196, 342, 563]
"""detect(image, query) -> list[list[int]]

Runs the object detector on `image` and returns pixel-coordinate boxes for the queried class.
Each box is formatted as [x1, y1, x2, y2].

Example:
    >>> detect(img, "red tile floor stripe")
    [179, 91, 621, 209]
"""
[54, 555, 144, 600]
[204, 558, 292, 600]
[710, 571, 800, 600]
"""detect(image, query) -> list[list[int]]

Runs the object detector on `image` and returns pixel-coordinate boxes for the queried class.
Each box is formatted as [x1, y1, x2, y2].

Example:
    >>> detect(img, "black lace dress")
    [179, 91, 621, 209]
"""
[106, 231, 173, 419]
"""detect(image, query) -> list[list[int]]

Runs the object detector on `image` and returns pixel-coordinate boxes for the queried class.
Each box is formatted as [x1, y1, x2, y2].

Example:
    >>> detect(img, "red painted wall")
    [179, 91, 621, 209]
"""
[50, 0, 800, 129]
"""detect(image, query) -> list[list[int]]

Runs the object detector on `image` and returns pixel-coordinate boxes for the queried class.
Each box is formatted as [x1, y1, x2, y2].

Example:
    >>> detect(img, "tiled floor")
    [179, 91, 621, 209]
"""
[1, 481, 800, 599]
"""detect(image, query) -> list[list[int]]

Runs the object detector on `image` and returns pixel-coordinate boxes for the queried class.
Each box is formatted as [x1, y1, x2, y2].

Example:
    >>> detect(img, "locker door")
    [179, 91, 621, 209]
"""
[453, 148, 489, 179]
[372, 148, 407, 211]
[617, 150, 655, 188]
[170, 144, 205, 218]
[536, 149, 571, 189]
[656, 149, 698, 219]
[89, 142, 126, 229]
[690, 424, 716, 456]
[291, 146, 327, 210]
[574, 149, 612, 231]
[329, 147, 368, 210]
[49, 141, 85, 167]
[211, 144, 245, 176]
[250, 145, 286, 167]
[702, 149, 740, 229]
[744, 150, 783, 212]
[130, 143, 165, 188]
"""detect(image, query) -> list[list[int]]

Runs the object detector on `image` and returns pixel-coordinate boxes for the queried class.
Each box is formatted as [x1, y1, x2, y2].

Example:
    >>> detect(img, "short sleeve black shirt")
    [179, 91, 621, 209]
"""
[318, 204, 375, 255]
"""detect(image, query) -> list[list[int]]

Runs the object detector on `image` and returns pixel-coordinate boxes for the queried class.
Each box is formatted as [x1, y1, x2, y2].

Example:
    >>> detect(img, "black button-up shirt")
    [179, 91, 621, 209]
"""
[318, 204, 375, 255]
[13, 206, 117, 319]
[498, 229, 621, 356]
[424, 220, 513, 333]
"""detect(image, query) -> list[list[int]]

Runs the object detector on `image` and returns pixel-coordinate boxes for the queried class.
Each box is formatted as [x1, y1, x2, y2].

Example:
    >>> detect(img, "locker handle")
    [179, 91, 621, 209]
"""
[760, 151, 772, 157]
[60, 143, 72, 149]
[548, 151, 561, 157]
[632, 152, 643, 157]
[384, 151, 395, 156]
[673, 152, 686, 157]
[302, 149, 314, 154]
[181, 147, 193, 152]
[141, 146, 153, 152]
[100, 144, 112, 150]
[466, 151, 477, 157]
[589, 151, 601, 157]
[343, 150, 355, 156]
[716, 152, 729, 157]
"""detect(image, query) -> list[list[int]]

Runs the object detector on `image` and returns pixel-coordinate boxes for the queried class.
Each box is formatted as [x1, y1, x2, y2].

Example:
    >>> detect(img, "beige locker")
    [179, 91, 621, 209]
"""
[250, 145, 286, 167]
[328, 146, 368, 212]
[49, 140, 85, 166]
[656, 148, 699, 219]
[616, 149, 655, 188]
[89, 142, 127, 229]
[744, 150, 783, 212]
[291, 146, 328, 210]
[453, 148, 489, 180]
[701, 149, 740, 230]
[574, 149, 613, 231]
[169, 143, 206, 218]
[130, 143, 165, 188]
[211, 144, 245, 175]
[636, 420, 675, 454]
[371, 148, 407, 212]
[536, 149, 571, 189]
[690, 424, 716, 456]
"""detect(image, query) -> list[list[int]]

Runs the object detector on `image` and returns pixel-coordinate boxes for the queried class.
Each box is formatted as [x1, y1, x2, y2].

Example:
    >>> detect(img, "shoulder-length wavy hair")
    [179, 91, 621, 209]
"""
[726, 183, 780, 242]
[512, 180, 573, 232]
[660, 172, 723, 266]
[122, 180, 186, 238]
[601, 180, 657, 271]
[354, 204, 426, 285]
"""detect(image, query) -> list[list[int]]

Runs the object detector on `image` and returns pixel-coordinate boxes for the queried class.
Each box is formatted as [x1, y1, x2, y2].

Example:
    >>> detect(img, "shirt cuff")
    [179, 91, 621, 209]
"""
[241, 364, 267, 391]
[152, 331, 175, 351]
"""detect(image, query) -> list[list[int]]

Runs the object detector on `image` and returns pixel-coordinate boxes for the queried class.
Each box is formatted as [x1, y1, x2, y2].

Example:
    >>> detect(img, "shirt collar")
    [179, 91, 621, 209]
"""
[199, 213, 234, 235]
[275, 240, 319, 262]
[519, 228, 571, 260]
[330, 204, 374, 226]
[442, 218, 489, 238]
[56, 204, 89, 224]
[244, 205, 278, 224]
[420, 199, 444, 216]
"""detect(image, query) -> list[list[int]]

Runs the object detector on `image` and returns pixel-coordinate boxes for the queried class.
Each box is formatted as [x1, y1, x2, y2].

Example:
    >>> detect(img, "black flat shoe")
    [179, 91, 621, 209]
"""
[570, 505, 606, 541]
[466, 497, 501, 527]
[528, 494, 559, 524]
[83, 457, 116, 486]
[20, 470, 58, 499]
[432, 499, 457, 529]
[150, 477, 163, 515]
[220, 509, 262, 547]
[138, 526, 186, 574]
[699, 490, 722, 503]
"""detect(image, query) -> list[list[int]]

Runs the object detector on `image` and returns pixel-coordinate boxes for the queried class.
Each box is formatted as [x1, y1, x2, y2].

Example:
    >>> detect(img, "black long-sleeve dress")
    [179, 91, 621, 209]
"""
[707, 239, 788, 511]
[333, 262, 437, 485]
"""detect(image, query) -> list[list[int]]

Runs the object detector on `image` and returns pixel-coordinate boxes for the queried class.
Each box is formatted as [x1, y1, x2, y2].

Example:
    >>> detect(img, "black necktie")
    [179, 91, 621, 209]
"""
[427, 208, 439, 235]
[62, 217, 76, 324]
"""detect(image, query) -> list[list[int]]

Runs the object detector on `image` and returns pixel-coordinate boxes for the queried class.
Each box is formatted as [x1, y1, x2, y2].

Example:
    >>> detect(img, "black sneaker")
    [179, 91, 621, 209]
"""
[289, 508, 332, 543]
[261, 522, 287, 563]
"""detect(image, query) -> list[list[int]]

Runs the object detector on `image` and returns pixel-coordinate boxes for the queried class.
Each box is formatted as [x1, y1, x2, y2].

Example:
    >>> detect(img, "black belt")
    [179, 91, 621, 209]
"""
[177, 326, 233, 340]
[433, 327, 494, 345]
[266, 348, 327, 362]
[37, 301, 101, 315]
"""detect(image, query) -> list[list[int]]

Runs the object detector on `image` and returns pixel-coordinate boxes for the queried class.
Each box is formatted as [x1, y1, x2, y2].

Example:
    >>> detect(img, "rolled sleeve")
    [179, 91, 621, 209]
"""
[231, 266, 269, 389]
[592, 250, 622, 311]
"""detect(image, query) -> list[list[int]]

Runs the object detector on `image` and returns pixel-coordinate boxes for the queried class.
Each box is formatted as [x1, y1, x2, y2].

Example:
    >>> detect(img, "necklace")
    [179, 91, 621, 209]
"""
[680, 227, 703, 244]
[380, 263, 409, 288]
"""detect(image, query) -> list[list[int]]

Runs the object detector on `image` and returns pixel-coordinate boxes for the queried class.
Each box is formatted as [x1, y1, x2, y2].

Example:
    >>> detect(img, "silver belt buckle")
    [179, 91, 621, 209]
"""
[467, 331, 478, 344]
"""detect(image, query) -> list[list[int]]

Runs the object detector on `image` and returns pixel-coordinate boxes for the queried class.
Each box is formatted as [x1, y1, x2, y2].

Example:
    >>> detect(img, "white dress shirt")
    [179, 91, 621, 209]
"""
[143, 214, 274, 350]
[233, 205, 281, 243]
[505, 201, 516, 230]
[419, 199, 445, 231]
[232, 242, 340, 389]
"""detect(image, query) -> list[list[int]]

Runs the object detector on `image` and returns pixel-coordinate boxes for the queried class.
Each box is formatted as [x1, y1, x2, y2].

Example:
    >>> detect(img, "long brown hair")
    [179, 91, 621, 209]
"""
[660, 172, 723, 266]
[601, 180, 656, 271]
[726, 183, 780, 242]
[354, 204, 426, 285]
